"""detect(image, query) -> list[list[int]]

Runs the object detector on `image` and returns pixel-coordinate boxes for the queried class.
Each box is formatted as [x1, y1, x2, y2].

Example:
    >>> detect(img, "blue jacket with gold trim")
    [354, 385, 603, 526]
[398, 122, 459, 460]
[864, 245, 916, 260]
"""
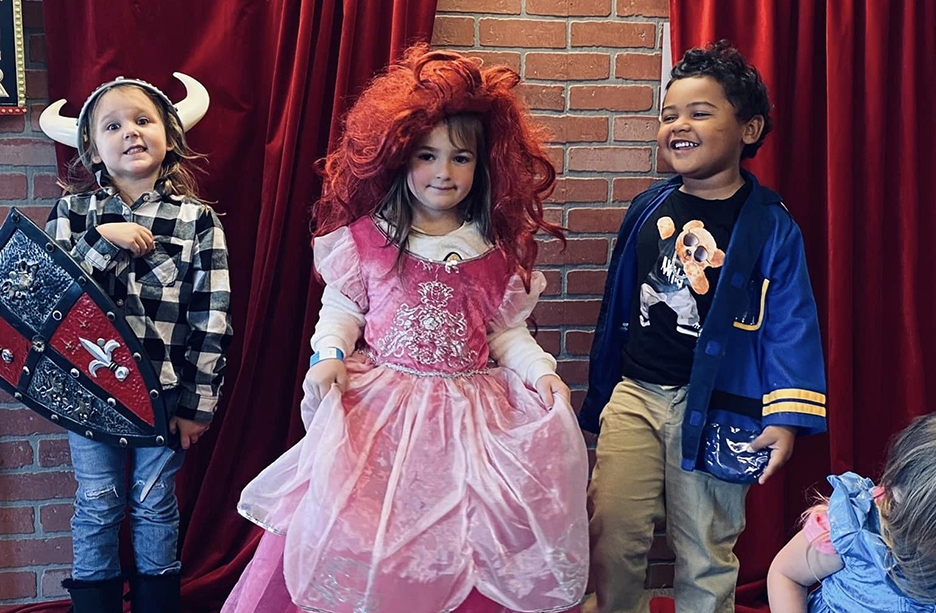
[579, 170, 826, 472]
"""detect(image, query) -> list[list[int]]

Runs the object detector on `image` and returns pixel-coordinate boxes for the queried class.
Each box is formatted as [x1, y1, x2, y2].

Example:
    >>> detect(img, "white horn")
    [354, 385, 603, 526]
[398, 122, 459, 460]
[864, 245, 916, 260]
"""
[172, 72, 209, 131]
[39, 99, 79, 148]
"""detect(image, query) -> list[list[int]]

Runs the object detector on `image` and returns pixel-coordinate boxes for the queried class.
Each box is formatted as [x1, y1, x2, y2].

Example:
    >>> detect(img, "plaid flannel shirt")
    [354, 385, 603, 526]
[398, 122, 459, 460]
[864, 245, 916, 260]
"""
[46, 182, 233, 422]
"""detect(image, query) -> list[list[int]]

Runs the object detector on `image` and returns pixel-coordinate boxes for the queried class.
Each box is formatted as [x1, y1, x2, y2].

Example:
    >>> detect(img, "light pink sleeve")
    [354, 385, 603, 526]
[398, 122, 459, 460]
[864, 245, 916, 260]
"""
[489, 271, 547, 333]
[312, 226, 368, 311]
[802, 508, 837, 555]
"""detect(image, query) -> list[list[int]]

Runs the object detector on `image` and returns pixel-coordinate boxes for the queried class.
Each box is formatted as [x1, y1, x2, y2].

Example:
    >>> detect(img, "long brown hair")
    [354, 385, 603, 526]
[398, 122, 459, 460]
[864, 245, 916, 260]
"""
[61, 83, 206, 201]
[378, 113, 492, 269]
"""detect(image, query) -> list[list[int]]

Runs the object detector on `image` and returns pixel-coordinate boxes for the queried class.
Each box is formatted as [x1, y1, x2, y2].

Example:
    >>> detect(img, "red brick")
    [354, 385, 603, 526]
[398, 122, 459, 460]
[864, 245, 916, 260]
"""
[465, 50, 522, 72]
[570, 21, 655, 48]
[556, 360, 589, 385]
[648, 533, 675, 560]
[568, 146, 652, 172]
[0, 571, 37, 599]
[33, 173, 63, 199]
[0, 537, 72, 567]
[572, 390, 587, 415]
[26, 70, 48, 99]
[0, 409, 64, 437]
[656, 147, 675, 173]
[537, 238, 609, 265]
[543, 207, 563, 227]
[617, 0, 668, 17]
[525, 52, 610, 81]
[514, 84, 565, 111]
[0, 114, 26, 133]
[645, 561, 675, 588]
[39, 503, 73, 533]
[566, 330, 595, 355]
[38, 439, 71, 468]
[567, 207, 627, 232]
[534, 330, 561, 356]
[569, 85, 653, 112]
[540, 269, 562, 296]
[567, 269, 608, 295]
[0, 441, 33, 469]
[0, 205, 53, 228]
[613, 115, 660, 141]
[536, 115, 608, 143]
[0, 174, 28, 200]
[0, 139, 56, 166]
[527, 0, 612, 17]
[0, 507, 35, 535]
[29, 103, 47, 132]
[22, 1, 43, 29]
[545, 177, 608, 204]
[616, 52, 662, 80]
[431, 16, 475, 46]
[613, 177, 656, 201]
[437, 0, 521, 13]
[29, 34, 47, 65]
[0, 472, 76, 502]
[41, 568, 71, 598]
[544, 146, 564, 172]
[480, 18, 566, 48]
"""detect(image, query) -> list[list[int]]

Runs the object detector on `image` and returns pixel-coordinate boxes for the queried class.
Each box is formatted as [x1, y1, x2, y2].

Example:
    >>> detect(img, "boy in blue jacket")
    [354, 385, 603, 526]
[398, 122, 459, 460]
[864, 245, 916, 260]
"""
[581, 41, 826, 613]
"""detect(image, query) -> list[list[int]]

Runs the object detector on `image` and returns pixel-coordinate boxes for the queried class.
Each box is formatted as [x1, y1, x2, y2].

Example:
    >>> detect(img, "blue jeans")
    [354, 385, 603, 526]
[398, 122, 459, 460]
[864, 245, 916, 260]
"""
[69, 422, 185, 581]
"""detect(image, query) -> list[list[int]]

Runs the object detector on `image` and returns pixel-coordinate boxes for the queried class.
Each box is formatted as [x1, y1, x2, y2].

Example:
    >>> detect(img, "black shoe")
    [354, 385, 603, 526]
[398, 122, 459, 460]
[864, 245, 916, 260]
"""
[62, 577, 124, 613]
[129, 572, 181, 613]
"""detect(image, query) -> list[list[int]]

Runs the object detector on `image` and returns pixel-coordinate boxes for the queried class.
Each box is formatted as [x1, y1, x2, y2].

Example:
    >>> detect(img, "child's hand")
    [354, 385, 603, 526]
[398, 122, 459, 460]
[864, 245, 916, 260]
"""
[534, 374, 570, 410]
[97, 223, 155, 257]
[169, 416, 210, 450]
[306, 359, 348, 400]
[749, 425, 797, 484]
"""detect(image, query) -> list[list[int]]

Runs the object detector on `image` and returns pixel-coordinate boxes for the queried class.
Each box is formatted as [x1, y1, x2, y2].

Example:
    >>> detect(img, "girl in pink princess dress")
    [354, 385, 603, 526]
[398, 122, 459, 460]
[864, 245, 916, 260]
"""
[222, 46, 589, 613]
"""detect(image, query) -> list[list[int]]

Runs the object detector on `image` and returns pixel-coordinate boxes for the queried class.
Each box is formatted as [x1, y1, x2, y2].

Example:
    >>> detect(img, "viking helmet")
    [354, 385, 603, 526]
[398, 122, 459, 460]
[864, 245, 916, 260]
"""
[39, 72, 209, 168]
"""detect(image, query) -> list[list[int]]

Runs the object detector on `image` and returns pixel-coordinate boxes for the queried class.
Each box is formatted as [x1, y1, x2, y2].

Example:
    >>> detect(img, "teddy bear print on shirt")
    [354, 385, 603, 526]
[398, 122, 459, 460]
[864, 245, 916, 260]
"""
[639, 217, 725, 337]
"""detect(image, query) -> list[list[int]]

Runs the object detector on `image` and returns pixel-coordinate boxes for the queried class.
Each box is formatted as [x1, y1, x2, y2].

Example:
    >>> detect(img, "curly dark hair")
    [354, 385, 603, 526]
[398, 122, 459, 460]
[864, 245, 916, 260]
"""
[668, 39, 772, 159]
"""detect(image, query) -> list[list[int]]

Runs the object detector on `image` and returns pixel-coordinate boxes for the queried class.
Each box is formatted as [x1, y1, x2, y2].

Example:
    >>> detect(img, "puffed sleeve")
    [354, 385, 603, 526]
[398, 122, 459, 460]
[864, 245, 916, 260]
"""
[488, 272, 557, 387]
[312, 226, 368, 311]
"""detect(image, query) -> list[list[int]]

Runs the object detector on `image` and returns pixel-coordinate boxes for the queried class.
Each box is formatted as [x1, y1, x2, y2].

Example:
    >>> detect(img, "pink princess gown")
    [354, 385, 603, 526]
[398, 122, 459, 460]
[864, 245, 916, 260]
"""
[223, 217, 588, 613]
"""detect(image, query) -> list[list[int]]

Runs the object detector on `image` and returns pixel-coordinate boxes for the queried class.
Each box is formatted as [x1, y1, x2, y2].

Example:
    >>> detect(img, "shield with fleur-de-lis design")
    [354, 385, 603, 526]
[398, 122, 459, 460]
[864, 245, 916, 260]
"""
[0, 208, 170, 447]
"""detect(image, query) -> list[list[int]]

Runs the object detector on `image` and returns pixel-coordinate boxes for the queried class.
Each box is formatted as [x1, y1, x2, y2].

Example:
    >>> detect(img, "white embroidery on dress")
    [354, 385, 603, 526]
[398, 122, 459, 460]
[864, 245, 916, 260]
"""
[376, 280, 478, 369]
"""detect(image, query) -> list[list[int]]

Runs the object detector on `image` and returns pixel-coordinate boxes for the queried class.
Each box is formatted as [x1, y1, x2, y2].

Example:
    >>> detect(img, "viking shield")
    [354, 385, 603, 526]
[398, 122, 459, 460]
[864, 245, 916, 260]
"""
[0, 208, 170, 447]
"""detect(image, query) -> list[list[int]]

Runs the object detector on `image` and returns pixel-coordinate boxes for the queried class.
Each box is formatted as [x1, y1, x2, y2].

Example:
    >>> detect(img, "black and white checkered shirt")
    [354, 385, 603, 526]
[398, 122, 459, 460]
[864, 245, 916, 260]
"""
[46, 182, 233, 423]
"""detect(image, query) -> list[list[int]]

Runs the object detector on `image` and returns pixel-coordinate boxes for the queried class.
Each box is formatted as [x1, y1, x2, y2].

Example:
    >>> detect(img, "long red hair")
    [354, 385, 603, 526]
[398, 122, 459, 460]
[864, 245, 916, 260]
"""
[314, 44, 563, 283]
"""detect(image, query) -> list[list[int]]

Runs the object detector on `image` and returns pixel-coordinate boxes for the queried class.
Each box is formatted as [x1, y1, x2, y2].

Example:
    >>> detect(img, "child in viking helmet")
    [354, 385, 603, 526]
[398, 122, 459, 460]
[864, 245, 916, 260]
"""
[39, 74, 233, 613]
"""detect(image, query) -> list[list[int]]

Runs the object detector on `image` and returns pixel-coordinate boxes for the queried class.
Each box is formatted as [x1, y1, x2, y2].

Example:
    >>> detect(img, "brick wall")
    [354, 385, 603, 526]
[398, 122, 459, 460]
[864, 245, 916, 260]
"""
[431, 0, 676, 591]
[0, 0, 676, 605]
[0, 0, 76, 606]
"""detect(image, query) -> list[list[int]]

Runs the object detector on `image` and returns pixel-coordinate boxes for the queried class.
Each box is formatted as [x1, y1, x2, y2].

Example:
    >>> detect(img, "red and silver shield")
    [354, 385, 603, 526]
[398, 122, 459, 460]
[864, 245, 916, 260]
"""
[0, 208, 170, 447]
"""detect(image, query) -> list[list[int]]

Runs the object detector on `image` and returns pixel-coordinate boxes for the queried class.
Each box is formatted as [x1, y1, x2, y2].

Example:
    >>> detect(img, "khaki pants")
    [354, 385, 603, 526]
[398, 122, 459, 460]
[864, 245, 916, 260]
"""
[584, 378, 749, 613]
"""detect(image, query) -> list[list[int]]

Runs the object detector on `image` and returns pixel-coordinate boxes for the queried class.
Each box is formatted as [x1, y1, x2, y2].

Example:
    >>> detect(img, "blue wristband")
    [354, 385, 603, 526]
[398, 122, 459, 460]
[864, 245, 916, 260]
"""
[310, 347, 345, 367]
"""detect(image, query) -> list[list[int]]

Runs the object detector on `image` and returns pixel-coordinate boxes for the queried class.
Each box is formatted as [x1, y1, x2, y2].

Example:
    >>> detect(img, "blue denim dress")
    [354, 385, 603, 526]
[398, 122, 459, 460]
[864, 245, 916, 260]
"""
[807, 472, 936, 612]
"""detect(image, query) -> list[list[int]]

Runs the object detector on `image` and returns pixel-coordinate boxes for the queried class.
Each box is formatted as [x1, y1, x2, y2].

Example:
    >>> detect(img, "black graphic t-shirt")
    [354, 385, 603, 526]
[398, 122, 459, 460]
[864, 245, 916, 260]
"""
[620, 181, 751, 385]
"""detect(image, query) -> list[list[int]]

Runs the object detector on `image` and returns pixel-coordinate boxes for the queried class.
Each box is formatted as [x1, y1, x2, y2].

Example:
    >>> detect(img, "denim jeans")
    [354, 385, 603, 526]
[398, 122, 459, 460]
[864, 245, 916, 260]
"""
[68, 398, 185, 581]
[583, 378, 749, 613]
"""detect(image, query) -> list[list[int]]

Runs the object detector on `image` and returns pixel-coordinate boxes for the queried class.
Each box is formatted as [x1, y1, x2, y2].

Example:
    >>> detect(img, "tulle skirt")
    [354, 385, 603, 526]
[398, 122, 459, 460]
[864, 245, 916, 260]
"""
[224, 356, 589, 613]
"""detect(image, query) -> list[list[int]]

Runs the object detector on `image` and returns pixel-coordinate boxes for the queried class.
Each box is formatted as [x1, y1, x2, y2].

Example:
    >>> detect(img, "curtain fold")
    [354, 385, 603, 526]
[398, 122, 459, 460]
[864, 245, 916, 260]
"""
[13, 1, 436, 611]
[670, 1, 936, 610]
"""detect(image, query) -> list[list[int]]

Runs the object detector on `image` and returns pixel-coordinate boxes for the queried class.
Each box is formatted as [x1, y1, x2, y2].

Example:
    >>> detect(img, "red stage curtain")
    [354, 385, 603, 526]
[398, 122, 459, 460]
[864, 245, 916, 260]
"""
[10, 1, 436, 611]
[669, 1, 936, 610]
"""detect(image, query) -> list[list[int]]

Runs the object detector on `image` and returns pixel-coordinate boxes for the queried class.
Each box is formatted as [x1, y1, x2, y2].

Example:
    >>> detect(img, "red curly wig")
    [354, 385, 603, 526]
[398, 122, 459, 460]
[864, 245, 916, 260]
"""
[313, 44, 563, 283]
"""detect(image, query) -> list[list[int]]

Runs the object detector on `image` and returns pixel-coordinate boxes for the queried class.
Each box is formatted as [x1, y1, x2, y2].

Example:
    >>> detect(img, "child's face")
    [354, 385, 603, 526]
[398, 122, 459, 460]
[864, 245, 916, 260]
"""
[406, 122, 476, 228]
[658, 76, 762, 184]
[90, 86, 172, 190]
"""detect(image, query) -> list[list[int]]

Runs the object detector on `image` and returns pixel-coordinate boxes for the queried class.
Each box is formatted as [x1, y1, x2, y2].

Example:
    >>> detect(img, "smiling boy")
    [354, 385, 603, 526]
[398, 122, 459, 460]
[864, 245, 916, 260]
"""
[580, 41, 827, 613]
